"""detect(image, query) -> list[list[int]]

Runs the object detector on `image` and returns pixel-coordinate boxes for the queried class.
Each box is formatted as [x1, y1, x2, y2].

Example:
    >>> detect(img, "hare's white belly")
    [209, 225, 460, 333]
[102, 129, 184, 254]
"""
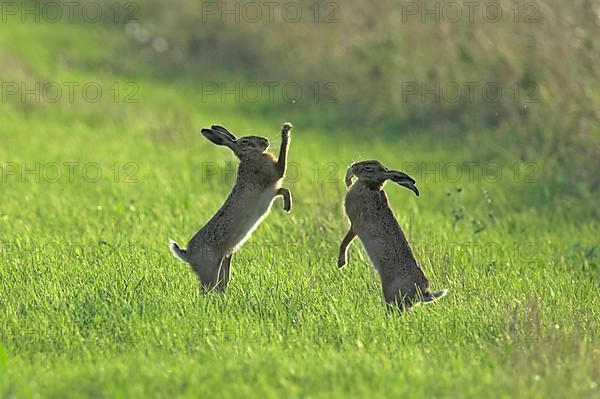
[360, 236, 386, 273]
[231, 186, 279, 250]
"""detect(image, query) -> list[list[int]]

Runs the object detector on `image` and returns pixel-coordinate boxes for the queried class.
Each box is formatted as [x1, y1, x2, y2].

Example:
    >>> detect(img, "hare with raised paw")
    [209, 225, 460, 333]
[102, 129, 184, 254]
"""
[170, 122, 294, 293]
[338, 160, 447, 311]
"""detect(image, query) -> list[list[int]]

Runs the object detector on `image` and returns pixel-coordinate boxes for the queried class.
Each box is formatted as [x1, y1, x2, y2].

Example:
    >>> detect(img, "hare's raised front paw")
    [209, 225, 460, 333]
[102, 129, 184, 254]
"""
[282, 122, 293, 136]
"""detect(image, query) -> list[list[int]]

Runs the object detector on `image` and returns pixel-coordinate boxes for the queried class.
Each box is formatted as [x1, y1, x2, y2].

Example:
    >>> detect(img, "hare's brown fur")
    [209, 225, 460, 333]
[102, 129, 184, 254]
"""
[170, 123, 293, 293]
[338, 160, 446, 310]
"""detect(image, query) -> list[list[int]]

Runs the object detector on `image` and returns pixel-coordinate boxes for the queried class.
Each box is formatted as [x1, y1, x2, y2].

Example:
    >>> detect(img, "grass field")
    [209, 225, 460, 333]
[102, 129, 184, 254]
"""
[1, 17, 599, 399]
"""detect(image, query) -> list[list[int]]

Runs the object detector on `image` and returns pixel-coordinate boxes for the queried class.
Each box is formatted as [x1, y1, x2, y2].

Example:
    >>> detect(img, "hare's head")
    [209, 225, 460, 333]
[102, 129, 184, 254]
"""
[201, 125, 270, 160]
[345, 160, 419, 195]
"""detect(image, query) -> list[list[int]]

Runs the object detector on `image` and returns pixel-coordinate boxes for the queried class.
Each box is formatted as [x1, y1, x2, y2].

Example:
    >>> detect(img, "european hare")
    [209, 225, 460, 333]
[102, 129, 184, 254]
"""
[170, 122, 294, 293]
[338, 160, 447, 311]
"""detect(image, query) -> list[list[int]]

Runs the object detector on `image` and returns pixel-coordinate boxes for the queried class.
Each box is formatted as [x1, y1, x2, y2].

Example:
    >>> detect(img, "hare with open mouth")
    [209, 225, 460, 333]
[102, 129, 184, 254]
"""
[170, 122, 293, 293]
[338, 160, 447, 311]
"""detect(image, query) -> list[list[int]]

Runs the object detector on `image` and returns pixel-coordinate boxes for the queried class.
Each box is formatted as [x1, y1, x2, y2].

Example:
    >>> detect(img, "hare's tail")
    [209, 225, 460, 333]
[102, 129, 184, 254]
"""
[169, 239, 189, 263]
[422, 289, 448, 303]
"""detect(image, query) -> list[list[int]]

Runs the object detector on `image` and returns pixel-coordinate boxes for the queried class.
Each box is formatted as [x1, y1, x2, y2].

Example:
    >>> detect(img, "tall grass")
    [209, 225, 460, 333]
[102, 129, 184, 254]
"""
[1, 9, 599, 398]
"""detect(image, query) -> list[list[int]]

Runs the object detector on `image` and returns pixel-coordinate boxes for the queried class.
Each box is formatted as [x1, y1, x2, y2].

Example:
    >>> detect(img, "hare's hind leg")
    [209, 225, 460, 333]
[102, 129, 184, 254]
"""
[188, 247, 223, 294]
[215, 254, 232, 292]
[383, 279, 419, 312]
[276, 188, 292, 212]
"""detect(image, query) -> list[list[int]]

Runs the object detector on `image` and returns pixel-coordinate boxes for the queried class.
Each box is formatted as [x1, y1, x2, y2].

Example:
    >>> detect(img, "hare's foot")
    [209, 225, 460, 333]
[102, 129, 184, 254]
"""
[422, 289, 448, 303]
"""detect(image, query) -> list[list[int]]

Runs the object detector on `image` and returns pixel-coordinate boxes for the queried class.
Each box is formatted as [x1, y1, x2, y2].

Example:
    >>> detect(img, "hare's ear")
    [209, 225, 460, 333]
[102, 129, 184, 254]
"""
[201, 128, 234, 147]
[211, 125, 237, 141]
[387, 170, 419, 196]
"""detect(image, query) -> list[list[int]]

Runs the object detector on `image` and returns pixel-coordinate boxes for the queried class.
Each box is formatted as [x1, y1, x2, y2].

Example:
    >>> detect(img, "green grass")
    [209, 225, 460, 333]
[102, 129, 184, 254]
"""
[1, 20, 599, 399]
